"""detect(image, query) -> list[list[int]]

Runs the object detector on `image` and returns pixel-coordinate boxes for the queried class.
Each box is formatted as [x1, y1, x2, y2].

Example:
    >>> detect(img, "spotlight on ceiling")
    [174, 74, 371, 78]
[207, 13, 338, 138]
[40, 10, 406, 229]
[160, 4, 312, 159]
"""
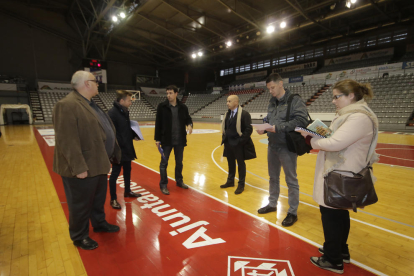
[112, 16, 118, 22]
[191, 53, 197, 58]
[280, 21, 287, 29]
[266, 25, 275, 34]
[351, 0, 357, 3]
[226, 41, 232, 47]
[345, 0, 351, 8]
[119, 12, 126, 18]
[197, 51, 203, 57]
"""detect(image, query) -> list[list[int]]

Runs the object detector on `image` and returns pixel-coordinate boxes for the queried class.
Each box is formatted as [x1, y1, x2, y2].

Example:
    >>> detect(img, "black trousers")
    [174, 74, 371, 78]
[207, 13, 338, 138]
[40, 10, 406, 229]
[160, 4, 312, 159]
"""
[109, 161, 132, 200]
[62, 175, 108, 241]
[225, 143, 246, 186]
[160, 145, 184, 187]
[320, 205, 350, 264]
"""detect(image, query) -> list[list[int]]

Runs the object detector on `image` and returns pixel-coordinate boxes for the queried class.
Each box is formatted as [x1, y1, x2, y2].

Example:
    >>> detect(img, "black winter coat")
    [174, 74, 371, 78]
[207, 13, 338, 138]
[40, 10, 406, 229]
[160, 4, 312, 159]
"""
[154, 99, 193, 146]
[108, 101, 137, 162]
[222, 109, 256, 160]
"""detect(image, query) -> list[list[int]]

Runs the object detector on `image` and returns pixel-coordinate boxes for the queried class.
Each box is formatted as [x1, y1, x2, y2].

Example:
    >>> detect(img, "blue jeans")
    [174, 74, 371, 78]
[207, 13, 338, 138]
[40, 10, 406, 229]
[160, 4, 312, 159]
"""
[267, 146, 299, 215]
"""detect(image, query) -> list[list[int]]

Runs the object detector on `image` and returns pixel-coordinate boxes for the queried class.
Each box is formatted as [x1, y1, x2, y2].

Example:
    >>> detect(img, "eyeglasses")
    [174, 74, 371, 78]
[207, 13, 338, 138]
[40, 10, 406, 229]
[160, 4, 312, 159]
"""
[332, 94, 345, 100]
[86, 79, 99, 84]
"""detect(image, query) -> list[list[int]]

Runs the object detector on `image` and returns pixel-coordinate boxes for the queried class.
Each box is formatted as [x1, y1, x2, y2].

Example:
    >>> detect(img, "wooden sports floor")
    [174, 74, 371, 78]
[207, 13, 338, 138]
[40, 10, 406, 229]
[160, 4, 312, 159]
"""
[0, 122, 413, 276]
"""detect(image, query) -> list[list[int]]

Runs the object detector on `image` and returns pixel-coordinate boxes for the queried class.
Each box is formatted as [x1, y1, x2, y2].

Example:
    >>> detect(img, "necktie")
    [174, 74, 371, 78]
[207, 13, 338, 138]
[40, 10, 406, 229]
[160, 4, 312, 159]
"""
[230, 111, 234, 120]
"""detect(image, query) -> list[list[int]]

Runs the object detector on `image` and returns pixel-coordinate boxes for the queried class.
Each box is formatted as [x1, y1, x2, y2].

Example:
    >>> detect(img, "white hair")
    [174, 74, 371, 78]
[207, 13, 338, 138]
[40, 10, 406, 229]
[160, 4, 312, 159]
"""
[71, 70, 92, 89]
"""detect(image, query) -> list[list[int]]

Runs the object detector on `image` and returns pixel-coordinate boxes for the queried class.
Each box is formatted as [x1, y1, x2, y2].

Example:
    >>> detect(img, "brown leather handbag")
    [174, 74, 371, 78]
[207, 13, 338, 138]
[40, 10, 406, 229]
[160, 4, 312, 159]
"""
[323, 165, 378, 212]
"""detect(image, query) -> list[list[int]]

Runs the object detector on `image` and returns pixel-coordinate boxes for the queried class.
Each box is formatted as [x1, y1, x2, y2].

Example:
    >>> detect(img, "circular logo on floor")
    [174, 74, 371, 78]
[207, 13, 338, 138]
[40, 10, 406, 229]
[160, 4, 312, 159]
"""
[192, 129, 220, 134]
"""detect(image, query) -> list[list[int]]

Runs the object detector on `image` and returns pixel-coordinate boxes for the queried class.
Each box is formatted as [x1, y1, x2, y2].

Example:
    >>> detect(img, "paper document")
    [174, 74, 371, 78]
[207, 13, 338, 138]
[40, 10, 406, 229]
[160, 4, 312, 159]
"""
[130, 120, 144, 141]
[251, 123, 273, 131]
[295, 127, 327, 139]
[307, 119, 331, 136]
[157, 144, 167, 161]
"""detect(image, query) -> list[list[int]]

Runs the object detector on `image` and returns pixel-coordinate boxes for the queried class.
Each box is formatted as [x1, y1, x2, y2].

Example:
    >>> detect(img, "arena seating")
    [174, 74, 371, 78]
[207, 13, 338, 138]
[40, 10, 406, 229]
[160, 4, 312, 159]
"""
[243, 85, 322, 113]
[279, 68, 315, 79]
[184, 94, 222, 115]
[192, 89, 263, 118]
[38, 92, 69, 123]
[99, 91, 156, 120]
[307, 74, 414, 129]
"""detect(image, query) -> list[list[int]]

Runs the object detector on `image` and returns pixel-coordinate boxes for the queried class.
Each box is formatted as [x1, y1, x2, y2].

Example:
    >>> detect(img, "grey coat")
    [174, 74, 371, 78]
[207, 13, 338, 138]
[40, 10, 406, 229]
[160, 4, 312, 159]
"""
[267, 89, 309, 148]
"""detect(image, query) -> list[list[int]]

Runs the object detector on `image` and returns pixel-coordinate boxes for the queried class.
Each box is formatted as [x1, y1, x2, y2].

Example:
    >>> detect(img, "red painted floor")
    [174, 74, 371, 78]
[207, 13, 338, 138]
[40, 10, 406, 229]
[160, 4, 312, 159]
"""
[35, 129, 374, 276]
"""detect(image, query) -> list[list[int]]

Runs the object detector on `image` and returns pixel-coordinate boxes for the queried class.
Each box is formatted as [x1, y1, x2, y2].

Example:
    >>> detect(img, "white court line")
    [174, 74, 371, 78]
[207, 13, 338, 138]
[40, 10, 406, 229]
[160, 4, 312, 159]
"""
[132, 160, 387, 276]
[210, 145, 414, 242]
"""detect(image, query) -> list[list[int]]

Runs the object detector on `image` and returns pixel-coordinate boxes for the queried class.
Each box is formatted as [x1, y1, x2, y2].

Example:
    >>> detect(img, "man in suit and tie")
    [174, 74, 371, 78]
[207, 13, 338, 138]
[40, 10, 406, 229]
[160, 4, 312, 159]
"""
[220, 95, 256, 194]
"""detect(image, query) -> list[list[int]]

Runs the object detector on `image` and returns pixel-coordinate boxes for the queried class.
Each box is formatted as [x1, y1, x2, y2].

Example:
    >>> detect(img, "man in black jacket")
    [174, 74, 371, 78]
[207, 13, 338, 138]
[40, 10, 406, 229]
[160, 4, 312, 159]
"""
[221, 95, 256, 194]
[154, 85, 193, 195]
[108, 90, 142, 209]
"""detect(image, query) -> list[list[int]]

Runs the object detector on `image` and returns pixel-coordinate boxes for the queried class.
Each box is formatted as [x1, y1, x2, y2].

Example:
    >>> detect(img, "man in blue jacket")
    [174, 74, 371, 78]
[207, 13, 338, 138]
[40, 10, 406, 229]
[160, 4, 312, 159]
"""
[257, 73, 308, 227]
[154, 85, 193, 195]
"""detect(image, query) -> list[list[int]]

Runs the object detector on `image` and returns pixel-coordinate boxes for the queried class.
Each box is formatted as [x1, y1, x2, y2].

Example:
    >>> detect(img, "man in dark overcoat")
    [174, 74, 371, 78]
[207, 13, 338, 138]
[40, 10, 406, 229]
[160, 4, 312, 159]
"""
[221, 95, 256, 194]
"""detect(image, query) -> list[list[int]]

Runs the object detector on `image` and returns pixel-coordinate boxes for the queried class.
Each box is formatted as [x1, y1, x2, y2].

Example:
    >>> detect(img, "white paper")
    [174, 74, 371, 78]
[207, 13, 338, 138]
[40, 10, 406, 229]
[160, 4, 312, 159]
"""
[130, 120, 144, 141]
[251, 123, 273, 131]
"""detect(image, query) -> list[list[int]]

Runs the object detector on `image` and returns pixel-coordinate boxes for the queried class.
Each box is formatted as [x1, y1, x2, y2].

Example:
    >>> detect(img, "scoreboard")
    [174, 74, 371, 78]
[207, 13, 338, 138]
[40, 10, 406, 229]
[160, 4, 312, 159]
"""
[82, 59, 107, 70]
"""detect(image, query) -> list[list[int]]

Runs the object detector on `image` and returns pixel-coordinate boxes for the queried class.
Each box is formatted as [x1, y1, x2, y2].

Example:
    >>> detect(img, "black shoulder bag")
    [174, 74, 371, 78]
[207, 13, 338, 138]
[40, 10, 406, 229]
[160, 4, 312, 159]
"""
[285, 94, 313, 156]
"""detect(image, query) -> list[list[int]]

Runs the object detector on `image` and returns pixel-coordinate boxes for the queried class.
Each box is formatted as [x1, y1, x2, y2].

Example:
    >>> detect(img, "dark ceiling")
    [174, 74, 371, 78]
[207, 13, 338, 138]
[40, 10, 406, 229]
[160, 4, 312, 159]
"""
[1, 0, 414, 70]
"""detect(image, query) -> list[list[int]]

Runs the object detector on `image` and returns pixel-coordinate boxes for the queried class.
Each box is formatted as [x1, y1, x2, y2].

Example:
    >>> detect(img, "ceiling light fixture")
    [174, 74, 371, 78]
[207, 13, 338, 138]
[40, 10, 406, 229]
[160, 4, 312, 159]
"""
[266, 25, 275, 34]
[197, 51, 203, 57]
[112, 16, 118, 22]
[119, 12, 126, 18]
[191, 53, 197, 58]
[226, 41, 232, 47]
[280, 21, 286, 28]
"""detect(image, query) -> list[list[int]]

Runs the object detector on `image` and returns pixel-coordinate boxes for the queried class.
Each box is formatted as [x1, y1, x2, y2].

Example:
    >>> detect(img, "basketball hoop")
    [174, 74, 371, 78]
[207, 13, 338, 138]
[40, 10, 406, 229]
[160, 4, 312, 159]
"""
[126, 90, 141, 101]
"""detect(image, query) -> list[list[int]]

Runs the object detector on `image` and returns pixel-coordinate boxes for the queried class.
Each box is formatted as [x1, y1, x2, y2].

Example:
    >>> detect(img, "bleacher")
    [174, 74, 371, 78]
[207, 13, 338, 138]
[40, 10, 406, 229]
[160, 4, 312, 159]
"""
[38, 92, 69, 123]
[227, 76, 265, 87]
[192, 89, 262, 118]
[184, 94, 222, 115]
[243, 85, 321, 113]
[307, 74, 414, 129]
[99, 92, 156, 120]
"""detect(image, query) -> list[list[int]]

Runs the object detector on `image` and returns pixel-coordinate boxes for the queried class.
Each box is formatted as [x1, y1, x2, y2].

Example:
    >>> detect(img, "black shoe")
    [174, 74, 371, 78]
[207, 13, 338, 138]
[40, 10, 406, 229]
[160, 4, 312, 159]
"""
[161, 187, 170, 195]
[220, 182, 235, 188]
[318, 248, 351, 264]
[257, 205, 277, 214]
[110, 199, 121, 209]
[124, 191, 142, 197]
[176, 182, 189, 189]
[234, 186, 244, 194]
[73, 237, 98, 250]
[93, 222, 120, 233]
[310, 256, 344, 274]
[282, 213, 298, 227]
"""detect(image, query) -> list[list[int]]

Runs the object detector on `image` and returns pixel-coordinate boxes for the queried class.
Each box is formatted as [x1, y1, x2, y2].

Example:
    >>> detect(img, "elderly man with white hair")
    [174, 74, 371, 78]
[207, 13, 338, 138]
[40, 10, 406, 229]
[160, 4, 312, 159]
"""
[53, 70, 121, 250]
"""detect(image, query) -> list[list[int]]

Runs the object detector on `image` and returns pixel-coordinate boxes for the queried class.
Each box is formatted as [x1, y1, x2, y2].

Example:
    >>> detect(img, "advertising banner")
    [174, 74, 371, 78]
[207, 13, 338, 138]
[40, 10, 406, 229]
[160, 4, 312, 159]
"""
[324, 48, 394, 66]
[38, 81, 72, 92]
[289, 76, 303, 83]
[402, 61, 414, 69]
[235, 70, 267, 80]
[273, 62, 317, 73]
[141, 87, 166, 95]
[0, 83, 17, 91]
[378, 62, 403, 71]
[254, 81, 266, 87]
[84, 68, 107, 83]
